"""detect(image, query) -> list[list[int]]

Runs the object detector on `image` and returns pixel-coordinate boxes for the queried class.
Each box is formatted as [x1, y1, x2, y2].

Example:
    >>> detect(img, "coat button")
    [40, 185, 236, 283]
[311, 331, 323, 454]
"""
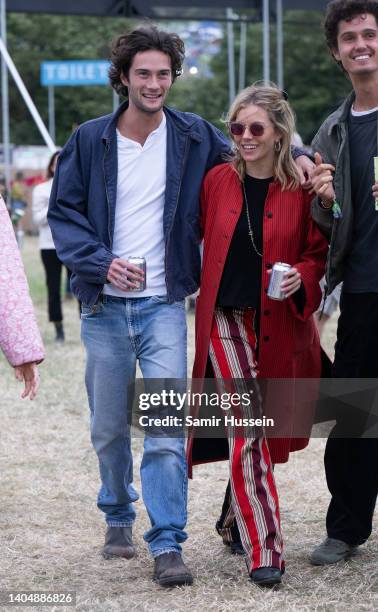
[223, 234, 228, 239]
[263, 335, 270, 341]
[263, 309, 270, 316]
[266, 212, 273, 218]
[266, 263, 272, 269]
[230, 209, 238, 215]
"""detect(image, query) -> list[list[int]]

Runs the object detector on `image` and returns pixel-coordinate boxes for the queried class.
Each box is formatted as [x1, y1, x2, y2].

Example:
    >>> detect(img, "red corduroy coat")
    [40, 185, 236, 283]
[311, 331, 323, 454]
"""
[187, 163, 328, 474]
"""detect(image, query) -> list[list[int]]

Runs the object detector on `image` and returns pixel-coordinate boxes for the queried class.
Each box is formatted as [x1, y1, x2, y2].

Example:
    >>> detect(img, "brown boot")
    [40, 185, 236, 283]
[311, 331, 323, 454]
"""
[153, 552, 193, 587]
[102, 526, 135, 559]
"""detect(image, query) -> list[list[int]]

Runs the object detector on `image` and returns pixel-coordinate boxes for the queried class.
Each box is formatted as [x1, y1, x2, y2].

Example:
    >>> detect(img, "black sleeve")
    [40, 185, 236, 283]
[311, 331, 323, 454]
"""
[291, 282, 306, 315]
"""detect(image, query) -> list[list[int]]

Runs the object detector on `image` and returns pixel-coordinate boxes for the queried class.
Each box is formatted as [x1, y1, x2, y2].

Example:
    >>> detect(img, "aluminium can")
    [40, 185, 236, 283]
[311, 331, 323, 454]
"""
[267, 262, 291, 301]
[128, 256, 146, 292]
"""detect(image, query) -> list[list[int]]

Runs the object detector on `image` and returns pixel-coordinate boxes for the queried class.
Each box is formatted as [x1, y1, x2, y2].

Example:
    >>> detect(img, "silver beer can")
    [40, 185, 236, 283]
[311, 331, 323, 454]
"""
[128, 256, 146, 292]
[267, 262, 291, 301]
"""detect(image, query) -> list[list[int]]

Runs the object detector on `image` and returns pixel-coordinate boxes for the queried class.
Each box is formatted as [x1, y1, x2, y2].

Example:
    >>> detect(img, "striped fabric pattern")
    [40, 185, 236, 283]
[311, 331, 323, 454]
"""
[209, 307, 258, 379]
[209, 306, 284, 573]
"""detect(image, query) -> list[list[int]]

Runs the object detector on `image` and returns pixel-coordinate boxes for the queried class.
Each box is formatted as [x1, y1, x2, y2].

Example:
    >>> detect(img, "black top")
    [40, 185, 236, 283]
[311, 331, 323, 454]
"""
[343, 109, 378, 293]
[216, 174, 273, 308]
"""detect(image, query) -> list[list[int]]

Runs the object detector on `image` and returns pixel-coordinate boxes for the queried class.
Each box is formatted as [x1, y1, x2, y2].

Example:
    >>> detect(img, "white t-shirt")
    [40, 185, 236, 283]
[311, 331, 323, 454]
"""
[32, 178, 55, 250]
[351, 105, 378, 116]
[104, 114, 167, 298]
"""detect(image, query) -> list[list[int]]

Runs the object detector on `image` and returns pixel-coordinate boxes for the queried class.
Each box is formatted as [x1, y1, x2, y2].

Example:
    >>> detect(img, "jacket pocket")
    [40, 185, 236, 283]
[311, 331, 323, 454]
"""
[293, 319, 315, 354]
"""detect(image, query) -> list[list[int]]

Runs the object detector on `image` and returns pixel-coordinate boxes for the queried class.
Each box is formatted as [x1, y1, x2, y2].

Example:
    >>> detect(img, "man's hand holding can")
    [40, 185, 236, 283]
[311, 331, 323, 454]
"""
[107, 257, 145, 291]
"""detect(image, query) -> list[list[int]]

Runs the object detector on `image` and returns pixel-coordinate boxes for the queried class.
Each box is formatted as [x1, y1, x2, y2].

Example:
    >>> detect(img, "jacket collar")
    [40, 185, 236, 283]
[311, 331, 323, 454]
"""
[101, 100, 203, 143]
[327, 90, 355, 135]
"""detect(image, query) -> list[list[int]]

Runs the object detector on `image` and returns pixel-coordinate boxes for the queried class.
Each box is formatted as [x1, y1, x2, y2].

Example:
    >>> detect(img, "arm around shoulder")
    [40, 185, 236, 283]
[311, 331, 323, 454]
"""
[203, 120, 232, 171]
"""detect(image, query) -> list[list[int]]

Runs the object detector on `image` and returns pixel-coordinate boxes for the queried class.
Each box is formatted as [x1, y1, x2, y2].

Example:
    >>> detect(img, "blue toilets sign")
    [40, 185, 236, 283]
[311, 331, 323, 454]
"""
[41, 60, 110, 86]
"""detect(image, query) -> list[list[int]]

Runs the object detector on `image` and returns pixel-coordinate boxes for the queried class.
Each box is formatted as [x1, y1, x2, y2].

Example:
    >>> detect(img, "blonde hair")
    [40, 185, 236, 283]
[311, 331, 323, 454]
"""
[225, 82, 301, 191]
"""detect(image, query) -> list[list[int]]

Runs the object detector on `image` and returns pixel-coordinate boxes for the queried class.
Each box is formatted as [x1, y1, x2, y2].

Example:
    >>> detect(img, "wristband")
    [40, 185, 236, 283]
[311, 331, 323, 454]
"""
[319, 197, 342, 219]
[319, 198, 333, 210]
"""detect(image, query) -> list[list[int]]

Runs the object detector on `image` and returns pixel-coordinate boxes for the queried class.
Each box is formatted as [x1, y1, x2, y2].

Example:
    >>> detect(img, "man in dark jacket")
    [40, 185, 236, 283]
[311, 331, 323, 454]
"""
[311, 0, 378, 565]
[49, 25, 232, 587]
[49, 25, 312, 586]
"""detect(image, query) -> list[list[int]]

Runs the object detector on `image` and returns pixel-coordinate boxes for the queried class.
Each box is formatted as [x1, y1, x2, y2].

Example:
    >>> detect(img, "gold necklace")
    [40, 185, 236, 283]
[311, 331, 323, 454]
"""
[242, 181, 262, 258]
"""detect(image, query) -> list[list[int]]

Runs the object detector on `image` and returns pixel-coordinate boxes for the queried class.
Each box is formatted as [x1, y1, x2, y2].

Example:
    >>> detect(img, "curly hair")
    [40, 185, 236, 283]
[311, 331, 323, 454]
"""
[324, 0, 378, 51]
[109, 25, 185, 97]
[224, 83, 301, 191]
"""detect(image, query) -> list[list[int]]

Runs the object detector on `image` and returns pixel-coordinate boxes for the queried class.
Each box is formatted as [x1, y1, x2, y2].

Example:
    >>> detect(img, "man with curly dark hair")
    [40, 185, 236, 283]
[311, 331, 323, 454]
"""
[323, 0, 378, 51]
[108, 26, 185, 95]
[48, 24, 233, 587]
[311, 0, 378, 565]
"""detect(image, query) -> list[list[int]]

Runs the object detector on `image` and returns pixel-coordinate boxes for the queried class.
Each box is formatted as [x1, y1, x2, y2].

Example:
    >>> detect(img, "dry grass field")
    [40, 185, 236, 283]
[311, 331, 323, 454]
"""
[0, 237, 377, 611]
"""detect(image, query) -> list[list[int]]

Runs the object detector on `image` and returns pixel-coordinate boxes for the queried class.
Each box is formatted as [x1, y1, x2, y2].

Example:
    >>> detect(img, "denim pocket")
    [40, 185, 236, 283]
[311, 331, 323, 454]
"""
[150, 295, 168, 304]
[150, 295, 185, 310]
[173, 299, 185, 310]
[80, 302, 104, 318]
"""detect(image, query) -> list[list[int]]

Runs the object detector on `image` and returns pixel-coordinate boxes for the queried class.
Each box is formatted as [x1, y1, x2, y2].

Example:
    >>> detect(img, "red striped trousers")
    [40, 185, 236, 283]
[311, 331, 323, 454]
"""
[209, 307, 284, 572]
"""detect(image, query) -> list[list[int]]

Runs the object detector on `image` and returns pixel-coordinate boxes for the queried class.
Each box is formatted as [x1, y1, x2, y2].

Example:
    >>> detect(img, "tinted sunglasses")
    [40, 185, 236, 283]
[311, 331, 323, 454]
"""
[228, 121, 265, 137]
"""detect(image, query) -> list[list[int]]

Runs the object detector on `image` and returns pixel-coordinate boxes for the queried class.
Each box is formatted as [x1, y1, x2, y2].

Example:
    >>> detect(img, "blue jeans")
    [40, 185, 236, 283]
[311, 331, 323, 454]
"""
[81, 295, 188, 557]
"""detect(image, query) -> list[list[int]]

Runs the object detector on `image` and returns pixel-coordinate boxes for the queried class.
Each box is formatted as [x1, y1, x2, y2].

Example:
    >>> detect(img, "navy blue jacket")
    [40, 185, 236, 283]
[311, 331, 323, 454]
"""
[48, 101, 231, 306]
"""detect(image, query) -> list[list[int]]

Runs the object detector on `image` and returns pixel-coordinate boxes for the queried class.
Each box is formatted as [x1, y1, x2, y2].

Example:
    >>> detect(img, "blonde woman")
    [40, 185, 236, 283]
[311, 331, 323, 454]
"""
[188, 84, 328, 585]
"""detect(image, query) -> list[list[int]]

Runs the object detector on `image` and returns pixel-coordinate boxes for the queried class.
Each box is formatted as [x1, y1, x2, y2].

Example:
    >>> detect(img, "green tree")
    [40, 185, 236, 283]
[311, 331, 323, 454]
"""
[6, 13, 131, 145]
[169, 11, 351, 143]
